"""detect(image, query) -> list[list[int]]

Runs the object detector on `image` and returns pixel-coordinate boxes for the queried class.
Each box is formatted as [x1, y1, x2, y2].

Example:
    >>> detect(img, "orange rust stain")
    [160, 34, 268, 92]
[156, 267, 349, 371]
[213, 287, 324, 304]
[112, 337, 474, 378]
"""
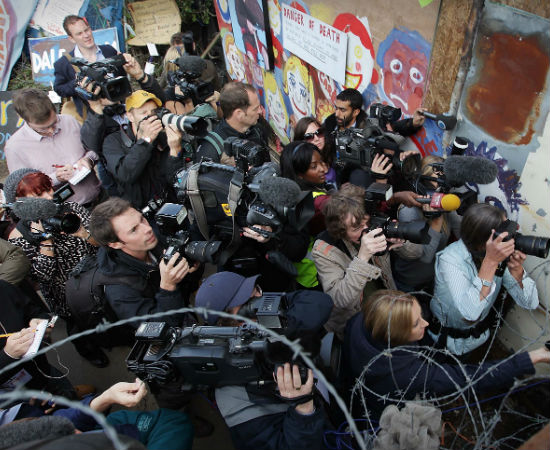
[465, 33, 549, 145]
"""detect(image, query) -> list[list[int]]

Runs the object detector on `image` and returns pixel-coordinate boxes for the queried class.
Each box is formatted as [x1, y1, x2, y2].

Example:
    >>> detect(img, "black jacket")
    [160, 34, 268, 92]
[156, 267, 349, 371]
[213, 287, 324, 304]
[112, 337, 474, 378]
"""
[96, 246, 189, 328]
[80, 74, 167, 155]
[343, 312, 535, 419]
[102, 125, 183, 209]
[324, 109, 420, 136]
[195, 119, 268, 163]
[53, 44, 123, 117]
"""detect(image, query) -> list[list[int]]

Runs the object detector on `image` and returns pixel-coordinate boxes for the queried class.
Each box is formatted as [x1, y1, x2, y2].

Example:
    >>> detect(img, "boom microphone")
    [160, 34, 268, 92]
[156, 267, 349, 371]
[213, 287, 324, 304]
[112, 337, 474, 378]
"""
[417, 193, 461, 211]
[421, 111, 457, 130]
[443, 155, 498, 187]
[258, 177, 302, 208]
[10, 198, 58, 221]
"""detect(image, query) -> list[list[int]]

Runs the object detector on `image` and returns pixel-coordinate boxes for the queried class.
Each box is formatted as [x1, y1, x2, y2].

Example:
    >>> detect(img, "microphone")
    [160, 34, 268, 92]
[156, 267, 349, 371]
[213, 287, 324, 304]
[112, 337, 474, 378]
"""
[450, 136, 469, 156]
[443, 155, 498, 187]
[258, 176, 302, 208]
[10, 198, 58, 221]
[417, 193, 461, 211]
[421, 111, 457, 130]
[175, 55, 206, 76]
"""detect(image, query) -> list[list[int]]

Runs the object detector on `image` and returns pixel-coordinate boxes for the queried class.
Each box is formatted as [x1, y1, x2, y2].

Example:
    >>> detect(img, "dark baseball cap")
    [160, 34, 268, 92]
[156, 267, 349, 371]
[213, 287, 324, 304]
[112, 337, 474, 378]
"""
[195, 272, 260, 325]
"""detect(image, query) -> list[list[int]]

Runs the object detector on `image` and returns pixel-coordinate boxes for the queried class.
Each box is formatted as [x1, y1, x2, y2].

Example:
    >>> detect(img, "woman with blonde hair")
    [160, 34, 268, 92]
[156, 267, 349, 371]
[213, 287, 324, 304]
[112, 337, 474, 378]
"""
[342, 289, 549, 419]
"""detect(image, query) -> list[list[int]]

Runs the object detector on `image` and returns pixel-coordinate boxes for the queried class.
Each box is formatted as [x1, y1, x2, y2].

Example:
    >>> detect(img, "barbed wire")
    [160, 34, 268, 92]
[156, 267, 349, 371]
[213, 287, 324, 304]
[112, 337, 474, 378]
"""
[0, 259, 548, 449]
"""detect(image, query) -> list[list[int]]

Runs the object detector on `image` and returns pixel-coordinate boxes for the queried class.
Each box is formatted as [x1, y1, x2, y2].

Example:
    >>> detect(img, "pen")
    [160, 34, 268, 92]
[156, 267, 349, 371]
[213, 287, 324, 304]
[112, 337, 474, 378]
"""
[0, 330, 37, 338]
[52, 164, 65, 168]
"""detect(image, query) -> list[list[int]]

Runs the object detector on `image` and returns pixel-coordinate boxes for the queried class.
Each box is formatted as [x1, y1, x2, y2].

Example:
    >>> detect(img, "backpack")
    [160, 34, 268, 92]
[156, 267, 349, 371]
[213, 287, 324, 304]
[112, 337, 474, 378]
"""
[65, 255, 140, 347]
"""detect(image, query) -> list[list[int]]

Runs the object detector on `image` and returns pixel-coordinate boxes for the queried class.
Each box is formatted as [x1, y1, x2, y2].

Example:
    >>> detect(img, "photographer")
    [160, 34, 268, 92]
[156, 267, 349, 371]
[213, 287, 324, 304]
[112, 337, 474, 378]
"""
[392, 155, 461, 297]
[54, 15, 126, 122]
[312, 184, 403, 339]
[430, 203, 538, 356]
[89, 197, 199, 329]
[102, 91, 185, 210]
[4, 169, 106, 366]
[194, 271, 333, 450]
[195, 82, 269, 165]
[343, 289, 550, 420]
[78, 54, 166, 196]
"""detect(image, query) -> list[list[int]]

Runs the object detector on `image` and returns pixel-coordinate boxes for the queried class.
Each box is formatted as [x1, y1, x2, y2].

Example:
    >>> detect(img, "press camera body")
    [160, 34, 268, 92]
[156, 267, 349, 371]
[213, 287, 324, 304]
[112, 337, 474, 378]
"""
[494, 219, 550, 259]
[126, 293, 312, 389]
[73, 54, 131, 103]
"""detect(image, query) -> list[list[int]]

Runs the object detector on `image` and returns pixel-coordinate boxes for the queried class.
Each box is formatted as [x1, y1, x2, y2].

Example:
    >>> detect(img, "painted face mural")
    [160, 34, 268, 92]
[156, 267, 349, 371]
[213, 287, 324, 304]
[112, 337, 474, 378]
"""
[283, 56, 314, 123]
[264, 71, 289, 143]
[377, 27, 431, 115]
[332, 14, 378, 92]
[268, 0, 281, 34]
[224, 33, 246, 81]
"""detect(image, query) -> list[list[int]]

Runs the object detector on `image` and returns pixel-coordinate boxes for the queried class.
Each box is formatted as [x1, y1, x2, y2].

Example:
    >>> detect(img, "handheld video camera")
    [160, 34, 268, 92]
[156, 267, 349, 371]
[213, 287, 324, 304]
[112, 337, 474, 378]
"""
[73, 54, 132, 103]
[166, 56, 215, 105]
[369, 103, 402, 129]
[42, 184, 81, 235]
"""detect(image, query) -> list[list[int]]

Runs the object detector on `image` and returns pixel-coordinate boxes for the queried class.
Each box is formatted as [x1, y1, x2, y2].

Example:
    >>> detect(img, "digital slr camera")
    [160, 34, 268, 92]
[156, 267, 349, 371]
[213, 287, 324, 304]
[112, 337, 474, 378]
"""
[73, 54, 131, 103]
[144, 107, 208, 136]
[494, 219, 550, 259]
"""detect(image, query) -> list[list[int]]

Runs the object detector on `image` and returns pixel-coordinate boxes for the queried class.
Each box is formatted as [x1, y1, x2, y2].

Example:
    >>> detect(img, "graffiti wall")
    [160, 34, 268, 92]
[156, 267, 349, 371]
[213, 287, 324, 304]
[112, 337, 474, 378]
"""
[214, 0, 442, 149]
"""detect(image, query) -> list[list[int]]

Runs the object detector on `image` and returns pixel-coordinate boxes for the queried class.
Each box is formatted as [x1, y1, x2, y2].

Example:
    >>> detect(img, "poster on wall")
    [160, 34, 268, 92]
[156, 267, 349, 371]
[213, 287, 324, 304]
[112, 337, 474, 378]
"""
[0, 91, 24, 162]
[229, 0, 274, 71]
[30, 0, 86, 36]
[28, 28, 119, 87]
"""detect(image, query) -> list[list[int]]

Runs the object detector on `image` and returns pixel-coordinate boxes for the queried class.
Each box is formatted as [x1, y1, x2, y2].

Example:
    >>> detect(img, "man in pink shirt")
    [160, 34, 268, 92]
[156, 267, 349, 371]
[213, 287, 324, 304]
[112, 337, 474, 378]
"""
[5, 88, 102, 207]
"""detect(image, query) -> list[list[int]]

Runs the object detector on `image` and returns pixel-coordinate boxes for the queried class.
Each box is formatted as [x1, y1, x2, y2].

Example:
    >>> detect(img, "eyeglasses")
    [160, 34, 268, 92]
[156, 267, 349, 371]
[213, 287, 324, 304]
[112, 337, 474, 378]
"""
[29, 116, 59, 135]
[303, 128, 324, 140]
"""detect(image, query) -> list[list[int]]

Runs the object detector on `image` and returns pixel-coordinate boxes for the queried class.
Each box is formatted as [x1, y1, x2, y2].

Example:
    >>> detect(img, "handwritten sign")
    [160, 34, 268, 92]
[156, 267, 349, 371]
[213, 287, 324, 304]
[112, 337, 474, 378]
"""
[0, 91, 24, 161]
[282, 5, 347, 85]
[127, 0, 181, 46]
[30, 0, 85, 36]
[28, 28, 119, 87]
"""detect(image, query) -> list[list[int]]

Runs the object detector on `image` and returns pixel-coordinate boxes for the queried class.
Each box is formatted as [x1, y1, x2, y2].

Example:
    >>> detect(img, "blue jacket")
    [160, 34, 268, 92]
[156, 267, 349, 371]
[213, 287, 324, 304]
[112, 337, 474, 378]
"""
[342, 312, 535, 420]
[53, 45, 122, 117]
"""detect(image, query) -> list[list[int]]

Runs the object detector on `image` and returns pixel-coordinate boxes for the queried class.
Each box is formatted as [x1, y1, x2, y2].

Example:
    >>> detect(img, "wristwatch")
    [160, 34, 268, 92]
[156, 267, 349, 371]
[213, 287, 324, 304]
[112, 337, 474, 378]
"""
[142, 136, 152, 144]
[479, 277, 493, 287]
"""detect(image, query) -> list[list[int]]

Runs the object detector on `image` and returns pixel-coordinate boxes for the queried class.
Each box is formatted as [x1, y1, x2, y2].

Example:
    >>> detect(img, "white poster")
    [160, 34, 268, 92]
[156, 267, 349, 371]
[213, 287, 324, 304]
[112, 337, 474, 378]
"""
[30, 0, 85, 36]
[282, 4, 347, 85]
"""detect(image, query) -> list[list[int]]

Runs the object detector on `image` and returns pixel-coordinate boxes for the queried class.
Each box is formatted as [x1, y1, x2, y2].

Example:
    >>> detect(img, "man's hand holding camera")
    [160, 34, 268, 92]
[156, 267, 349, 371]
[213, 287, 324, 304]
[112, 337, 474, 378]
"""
[371, 153, 392, 182]
[159, 252, 198, 291]
[122, 53, 146, 81]
[276, 363, 315, 415]
[243, 225, 272, 243]
[137, 115, 163, 143]
[165, 124, 183, 156]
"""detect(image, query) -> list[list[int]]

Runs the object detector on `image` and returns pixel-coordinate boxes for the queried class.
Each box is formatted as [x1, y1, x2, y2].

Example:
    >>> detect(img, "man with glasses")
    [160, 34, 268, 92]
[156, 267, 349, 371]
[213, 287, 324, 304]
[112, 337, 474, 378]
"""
[5, 88, 102, 207]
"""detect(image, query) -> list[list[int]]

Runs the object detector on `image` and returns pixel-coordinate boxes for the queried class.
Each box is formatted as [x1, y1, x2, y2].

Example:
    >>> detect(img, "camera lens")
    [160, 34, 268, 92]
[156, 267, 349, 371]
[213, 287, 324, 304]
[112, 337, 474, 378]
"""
[514, 234, 550, 259]
[385, 220, 431, 245]
[185, 241, 222, 264]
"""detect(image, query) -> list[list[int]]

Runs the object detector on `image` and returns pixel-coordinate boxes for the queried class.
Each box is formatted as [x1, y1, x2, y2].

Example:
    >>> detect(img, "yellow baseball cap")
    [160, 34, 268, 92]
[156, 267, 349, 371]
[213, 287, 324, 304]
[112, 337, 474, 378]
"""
[125, 90, 162, 111]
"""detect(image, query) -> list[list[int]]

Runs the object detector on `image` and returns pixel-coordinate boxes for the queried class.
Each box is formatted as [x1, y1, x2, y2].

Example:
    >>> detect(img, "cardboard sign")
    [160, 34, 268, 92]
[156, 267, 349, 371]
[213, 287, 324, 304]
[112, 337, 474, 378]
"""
[28, 27, 119, 87]
[127, 0, 181, 46]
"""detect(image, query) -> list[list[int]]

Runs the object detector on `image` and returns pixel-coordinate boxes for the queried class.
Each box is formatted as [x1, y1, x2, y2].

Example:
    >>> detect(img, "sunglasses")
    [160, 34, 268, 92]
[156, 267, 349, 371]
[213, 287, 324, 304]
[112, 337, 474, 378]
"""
[303, 128, 324, 140]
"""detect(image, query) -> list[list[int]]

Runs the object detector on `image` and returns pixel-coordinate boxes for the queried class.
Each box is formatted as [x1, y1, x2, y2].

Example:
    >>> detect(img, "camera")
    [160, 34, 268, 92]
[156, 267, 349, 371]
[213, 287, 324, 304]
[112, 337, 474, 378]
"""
[146, 107, 208, 136]
[494, 219, 550, 259]
[153, 202, 223, 264]
[369, 103, 402, 128]
[367, 215, 431, 246]
[73, 54, 132, 103]
[166, 55, 215, 105]
[224, 137, 271, 172]
[43, 184, 81, 234]
[126, 293, 313, 389]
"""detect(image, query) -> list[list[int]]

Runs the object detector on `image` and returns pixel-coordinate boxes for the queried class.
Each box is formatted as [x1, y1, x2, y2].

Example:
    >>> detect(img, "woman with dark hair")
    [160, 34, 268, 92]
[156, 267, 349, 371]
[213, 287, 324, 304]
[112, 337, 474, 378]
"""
[392, 155, 461, 297]
[343, 289, 550, 420]
[293, 116, 337, 188]
[280, 141, 331, 289]
[5, 169, 107, 367]
[430, 203, 538, 356]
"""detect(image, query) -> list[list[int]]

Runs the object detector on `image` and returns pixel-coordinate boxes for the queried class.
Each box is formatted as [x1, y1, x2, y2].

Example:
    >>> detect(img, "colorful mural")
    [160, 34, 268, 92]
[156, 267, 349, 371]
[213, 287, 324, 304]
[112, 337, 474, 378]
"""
[214, 0, 441, 148]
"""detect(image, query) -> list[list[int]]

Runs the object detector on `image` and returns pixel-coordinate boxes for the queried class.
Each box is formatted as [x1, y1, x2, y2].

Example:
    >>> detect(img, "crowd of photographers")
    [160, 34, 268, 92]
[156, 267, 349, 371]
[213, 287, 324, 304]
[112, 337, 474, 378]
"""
[0, 13, 549, 450]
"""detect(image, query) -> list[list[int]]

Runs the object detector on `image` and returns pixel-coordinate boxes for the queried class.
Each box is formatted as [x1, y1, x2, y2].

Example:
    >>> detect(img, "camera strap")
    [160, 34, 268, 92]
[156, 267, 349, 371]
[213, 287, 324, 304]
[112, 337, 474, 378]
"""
[186, 164, 210, 240]
[276, 393, 315, 407]
[217, 169, 245, 267]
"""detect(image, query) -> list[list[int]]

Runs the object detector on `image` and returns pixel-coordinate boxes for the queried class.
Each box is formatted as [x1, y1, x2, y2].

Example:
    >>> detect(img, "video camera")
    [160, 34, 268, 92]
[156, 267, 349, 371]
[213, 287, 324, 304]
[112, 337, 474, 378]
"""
[126, 293, 312, 389]
[224, 136, 271, 172]
[73, 54, 132, 103]
[166, 55, 215, 105]
[144, 107, 208, 136]
[41, 184, 81, 235]
[369, 103, 402, 129]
